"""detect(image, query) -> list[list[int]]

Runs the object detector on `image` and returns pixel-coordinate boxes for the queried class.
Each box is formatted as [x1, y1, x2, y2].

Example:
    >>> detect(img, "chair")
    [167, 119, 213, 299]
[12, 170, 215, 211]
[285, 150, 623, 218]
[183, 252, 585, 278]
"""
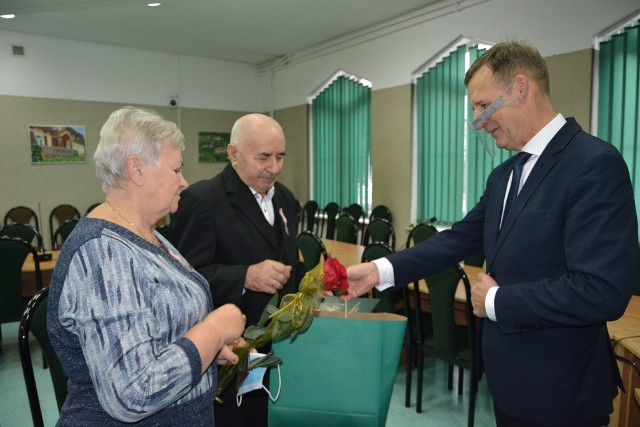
[362, 217, 396, 249]
[85, 202, 102, 214]
[634, 245, 640, 296]
[0, 223, 45, 252]
[296, 231, 328, 271]
[52, 219, 79, 250]
[369, 204, 392, 223]
[0, 236, 42, 342]
[464, 251, 485, 268]
[301, 200, 319, 233]
[406, 222, 438, 247]
[4, 206, 40, 235]
[320, 202, 340, 240]
[402, 221, 438, 407]
[414, 264, 477, 426]
[334, 214, 358, 244]
[361, 242, 398, 314]
[345, 203, 364, 225]
[19, 287, 68, 427]
[49, 204, 81, 248]
[345, 203, 365, 238]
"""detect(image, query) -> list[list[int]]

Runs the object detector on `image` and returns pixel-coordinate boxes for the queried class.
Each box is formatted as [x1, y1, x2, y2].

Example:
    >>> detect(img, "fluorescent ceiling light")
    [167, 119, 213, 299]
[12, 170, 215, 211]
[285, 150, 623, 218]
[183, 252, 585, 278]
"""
[148, 3, 161, 6]
[1, 14, 16, 19]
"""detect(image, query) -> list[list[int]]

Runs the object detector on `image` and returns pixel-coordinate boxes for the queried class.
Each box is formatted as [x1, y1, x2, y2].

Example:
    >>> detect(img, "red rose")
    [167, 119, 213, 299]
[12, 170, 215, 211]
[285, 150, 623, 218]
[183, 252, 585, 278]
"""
[324, 254, 348, 294]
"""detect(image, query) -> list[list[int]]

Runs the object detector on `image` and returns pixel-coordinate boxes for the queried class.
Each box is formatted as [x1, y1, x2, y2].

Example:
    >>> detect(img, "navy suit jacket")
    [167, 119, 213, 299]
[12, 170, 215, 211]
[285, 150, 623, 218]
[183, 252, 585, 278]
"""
[387, 118, 637, 424]
[169, 164, 301, 327]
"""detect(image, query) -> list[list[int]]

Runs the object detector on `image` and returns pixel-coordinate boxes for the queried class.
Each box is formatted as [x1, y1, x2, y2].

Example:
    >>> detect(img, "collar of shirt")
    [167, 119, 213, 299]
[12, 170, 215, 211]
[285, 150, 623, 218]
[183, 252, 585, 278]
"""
[251, 187, 276, 225]
[519, 113, 566, 183]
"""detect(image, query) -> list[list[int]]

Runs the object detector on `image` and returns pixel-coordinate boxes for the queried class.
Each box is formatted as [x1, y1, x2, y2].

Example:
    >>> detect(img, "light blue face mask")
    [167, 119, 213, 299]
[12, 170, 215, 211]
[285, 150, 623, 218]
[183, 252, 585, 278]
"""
[236, 352, 281, 407]
[466, 81, 525, 157]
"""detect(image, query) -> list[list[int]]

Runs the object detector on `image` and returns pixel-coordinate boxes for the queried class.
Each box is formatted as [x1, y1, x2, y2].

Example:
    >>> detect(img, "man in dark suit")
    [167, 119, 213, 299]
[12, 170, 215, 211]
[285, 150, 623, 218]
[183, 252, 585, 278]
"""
[345, 41, 637, 426]
[170, 113, 302, 427]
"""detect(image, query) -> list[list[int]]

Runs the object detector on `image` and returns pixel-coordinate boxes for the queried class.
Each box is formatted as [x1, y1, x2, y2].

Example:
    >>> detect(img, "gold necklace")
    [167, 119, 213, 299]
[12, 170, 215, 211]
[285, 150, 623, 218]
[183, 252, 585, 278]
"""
[104, 201, 159, 246]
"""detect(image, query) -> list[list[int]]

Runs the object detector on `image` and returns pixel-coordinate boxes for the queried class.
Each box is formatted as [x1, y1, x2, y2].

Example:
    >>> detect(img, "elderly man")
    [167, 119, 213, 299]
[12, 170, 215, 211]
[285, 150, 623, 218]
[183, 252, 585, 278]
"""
[170, 113, 302, 427]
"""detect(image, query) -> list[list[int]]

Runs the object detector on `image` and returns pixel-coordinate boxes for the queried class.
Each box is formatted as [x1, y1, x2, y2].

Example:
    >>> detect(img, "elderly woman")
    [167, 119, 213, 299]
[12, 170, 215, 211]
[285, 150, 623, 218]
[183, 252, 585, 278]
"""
[47, 106, 245, 425]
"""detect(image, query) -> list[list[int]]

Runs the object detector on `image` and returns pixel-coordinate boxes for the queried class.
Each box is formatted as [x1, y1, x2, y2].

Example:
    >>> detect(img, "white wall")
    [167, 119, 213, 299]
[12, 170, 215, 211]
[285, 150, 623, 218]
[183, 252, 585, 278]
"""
[0, 30, 261, 112]
[265, 0, 639, 110]
[0, 0, 637, 112]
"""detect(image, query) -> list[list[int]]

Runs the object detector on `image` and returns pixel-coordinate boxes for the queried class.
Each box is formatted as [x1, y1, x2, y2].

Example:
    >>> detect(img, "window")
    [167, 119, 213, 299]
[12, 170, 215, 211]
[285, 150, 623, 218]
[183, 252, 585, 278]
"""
[308, 71, 372, 212]
[411, 37, 506, 225]
[593, 11, 640, 239]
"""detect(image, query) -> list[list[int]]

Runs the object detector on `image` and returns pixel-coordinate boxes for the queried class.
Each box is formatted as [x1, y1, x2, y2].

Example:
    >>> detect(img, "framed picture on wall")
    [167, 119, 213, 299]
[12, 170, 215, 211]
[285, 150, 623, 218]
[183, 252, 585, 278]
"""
[29, 125, 86, 164]
[198, 131, 230, 163]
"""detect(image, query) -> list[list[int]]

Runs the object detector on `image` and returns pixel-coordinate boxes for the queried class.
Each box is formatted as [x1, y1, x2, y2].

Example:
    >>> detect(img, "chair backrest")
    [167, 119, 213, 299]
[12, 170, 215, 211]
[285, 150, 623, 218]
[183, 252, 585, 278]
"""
[0, 236, 42, 323]
[345, 203, 364, 225]
[0, 223, 45, 252]
[19, 287, 68, 427]
[369, 205, 392, 223]
[420, 264, 474, 361]
[49, 204, 81, 246]
[85, 202, 101, 214]
[296, 231, 328, 271]
[361, 242, 396, 313]
[362, 217, 396, 249]
[4, 206, 40, 234]
[52, 219, 79, 250]
[405, 222, 438, 248]
[635, 245, 640, 296]
[334, 214, 358, 244]
[322, 202, 340, 240]
[302, 200, 319, 233]
[464, 251, 486, 268]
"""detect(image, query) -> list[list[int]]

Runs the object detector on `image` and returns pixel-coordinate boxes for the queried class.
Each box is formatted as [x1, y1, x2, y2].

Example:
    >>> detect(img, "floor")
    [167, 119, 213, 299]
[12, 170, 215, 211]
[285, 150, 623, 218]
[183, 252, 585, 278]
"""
[0, 320, 496, 426]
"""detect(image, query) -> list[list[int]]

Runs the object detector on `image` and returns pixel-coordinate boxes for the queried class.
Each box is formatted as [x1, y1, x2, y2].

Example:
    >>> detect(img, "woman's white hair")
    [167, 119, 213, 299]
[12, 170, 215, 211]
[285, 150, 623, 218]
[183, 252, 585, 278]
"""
[94, 106, 184, 193]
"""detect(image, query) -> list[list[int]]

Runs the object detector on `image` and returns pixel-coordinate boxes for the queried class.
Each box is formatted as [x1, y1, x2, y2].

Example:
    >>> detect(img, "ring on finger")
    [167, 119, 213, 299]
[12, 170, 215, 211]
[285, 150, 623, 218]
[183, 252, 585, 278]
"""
[272, 280, 277, 288]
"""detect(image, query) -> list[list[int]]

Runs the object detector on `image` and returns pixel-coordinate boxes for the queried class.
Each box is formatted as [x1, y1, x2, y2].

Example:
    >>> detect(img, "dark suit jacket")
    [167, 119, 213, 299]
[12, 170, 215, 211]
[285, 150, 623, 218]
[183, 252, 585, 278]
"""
[387, 118, 637, 424]
[170, 164, 302, 327]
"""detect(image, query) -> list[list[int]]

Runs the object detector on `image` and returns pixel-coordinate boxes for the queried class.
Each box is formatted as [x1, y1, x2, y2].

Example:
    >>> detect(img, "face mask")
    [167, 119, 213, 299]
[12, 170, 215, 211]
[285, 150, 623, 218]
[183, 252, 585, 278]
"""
[236, 352, 281, 406]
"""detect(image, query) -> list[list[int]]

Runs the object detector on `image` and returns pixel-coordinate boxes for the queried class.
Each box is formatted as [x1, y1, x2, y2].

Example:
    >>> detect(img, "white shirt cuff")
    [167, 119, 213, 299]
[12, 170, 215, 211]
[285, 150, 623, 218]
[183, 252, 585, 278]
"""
[372, 258, 395, 291]
[485, 285, 499, 321]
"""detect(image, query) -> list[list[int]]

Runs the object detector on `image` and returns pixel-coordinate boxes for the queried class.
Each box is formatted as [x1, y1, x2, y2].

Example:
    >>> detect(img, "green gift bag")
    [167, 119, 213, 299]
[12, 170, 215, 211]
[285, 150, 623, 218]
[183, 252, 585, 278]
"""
[268, 311, 407, 427]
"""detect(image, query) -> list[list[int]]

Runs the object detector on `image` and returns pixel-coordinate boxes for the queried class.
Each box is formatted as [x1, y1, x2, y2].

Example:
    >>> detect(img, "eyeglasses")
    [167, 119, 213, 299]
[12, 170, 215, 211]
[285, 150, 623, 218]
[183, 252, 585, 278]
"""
[471, 80, 523, 128]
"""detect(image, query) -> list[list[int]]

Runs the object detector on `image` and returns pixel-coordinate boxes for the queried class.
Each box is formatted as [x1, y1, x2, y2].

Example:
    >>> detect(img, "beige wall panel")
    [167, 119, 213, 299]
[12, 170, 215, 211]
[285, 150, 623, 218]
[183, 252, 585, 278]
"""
[546, 49, 593, 132]
[371, 84, 412, 246]
[274, 105, 309, 203]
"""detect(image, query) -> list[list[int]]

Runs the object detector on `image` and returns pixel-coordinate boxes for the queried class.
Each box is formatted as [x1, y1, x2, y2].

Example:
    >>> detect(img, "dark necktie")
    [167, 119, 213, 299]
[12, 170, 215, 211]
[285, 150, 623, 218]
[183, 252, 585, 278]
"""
[502, 152, 532, 222]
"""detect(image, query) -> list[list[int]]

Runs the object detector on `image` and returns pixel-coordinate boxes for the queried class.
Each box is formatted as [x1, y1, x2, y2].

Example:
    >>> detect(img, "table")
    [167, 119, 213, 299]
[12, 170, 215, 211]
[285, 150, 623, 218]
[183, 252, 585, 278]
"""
[21, 250, 59, 297]
[322, 238, 364, 267]
[608, 295, 640, 427]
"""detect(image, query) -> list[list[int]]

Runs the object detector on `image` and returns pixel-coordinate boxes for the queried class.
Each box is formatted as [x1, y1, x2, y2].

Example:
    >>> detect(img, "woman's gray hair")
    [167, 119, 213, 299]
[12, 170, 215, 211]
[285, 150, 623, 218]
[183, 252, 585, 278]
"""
[94, 106, 184, 193]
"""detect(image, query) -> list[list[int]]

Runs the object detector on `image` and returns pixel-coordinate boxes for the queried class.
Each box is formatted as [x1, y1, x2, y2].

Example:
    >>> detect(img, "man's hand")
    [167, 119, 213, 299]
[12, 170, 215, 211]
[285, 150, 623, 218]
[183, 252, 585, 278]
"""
[245, 260, 292, 294]
[343, 262, 380, 301]
[471, 272, 497, 318]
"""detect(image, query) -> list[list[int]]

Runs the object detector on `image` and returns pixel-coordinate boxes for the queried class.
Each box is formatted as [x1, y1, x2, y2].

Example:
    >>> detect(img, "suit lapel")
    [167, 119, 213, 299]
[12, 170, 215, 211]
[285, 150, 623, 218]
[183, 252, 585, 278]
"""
[490, 119, 580, 260]
[223, 165, 280, 251]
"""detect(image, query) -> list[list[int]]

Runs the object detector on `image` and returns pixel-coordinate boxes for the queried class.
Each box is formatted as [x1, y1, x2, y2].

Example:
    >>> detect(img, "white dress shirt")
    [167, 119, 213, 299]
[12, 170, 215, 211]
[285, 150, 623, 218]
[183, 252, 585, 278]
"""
[251, 187, 275, 225]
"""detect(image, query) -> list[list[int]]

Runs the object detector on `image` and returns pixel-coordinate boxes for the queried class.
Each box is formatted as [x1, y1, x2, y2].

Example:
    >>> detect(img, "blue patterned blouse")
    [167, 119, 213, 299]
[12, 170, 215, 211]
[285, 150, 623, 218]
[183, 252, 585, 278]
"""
[47, 216, 217, 425]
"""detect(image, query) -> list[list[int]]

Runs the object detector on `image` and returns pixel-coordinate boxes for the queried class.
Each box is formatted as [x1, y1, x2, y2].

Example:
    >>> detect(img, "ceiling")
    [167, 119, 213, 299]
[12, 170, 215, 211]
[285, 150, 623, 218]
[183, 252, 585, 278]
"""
[0, 0, 444, 67]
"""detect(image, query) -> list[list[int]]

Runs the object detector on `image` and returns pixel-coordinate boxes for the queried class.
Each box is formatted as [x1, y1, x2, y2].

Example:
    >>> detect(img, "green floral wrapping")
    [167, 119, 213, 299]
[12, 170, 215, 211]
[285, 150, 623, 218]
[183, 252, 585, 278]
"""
[216, 261, 327, 400]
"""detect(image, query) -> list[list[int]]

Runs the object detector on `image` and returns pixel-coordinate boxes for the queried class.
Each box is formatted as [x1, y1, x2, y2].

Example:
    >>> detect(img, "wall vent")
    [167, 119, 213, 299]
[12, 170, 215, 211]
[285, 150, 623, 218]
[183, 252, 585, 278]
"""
[12, 45, 25, 56]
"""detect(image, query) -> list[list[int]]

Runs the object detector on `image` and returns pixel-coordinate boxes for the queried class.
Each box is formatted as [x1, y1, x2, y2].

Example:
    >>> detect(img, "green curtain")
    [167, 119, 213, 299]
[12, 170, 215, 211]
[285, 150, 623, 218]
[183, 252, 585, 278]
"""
[415, 44, 504, 224]
[597, 24, 640, 239]
[311, 76, 371, 212]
